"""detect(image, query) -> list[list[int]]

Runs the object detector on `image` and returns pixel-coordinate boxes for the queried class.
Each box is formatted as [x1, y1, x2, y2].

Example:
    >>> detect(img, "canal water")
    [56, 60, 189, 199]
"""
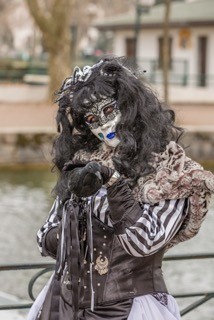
[0, 166, 213, 320]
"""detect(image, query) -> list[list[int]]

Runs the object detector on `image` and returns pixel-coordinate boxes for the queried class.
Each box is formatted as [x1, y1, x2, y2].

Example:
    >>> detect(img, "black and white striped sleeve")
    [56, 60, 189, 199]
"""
[107, 179, 189, 257]
[37, 197, 62, 257]
[117, 199, 188, 257]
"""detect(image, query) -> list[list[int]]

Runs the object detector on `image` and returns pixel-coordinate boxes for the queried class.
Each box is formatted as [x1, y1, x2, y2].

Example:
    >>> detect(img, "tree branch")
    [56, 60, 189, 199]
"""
[25, 0, 50, 33]
[50, 0, 73, 35]
[163, 0, 171, 104]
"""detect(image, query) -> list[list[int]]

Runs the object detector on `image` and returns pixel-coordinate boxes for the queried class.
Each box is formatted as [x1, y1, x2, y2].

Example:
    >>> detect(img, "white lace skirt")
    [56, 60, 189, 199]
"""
[128, 295, 180, 320]
[28, 278, 180, 320]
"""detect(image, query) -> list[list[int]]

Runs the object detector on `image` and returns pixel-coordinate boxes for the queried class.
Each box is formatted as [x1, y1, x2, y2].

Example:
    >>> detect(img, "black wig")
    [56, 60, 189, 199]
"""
[52, 56, 183, 198]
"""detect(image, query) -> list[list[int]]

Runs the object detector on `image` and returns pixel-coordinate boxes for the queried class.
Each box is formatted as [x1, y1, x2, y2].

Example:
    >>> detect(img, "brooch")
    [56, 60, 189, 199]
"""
[95, 255, 109, 275]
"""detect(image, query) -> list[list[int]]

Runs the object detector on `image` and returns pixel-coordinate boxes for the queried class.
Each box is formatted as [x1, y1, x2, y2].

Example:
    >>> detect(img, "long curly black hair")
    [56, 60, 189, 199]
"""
[52, 56, 183, 198]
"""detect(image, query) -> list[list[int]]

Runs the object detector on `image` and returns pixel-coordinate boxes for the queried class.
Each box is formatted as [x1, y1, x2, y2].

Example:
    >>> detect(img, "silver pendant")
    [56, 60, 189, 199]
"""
[95, 255, 109, 275]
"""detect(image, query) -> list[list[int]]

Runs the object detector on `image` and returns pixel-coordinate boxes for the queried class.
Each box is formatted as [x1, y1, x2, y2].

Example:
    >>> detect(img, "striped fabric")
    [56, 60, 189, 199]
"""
[37, 198, 61, 256]
[37, 188, 188, 257]
[118, 199, 188, 257]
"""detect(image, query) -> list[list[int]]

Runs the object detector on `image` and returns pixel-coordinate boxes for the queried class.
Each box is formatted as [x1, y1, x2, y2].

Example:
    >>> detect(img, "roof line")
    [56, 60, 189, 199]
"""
[97, 20, 214, 31]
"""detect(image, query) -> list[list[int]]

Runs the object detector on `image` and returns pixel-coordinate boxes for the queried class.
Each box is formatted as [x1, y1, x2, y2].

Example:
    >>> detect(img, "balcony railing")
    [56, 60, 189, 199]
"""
[137, 58, 214, 87]
[0, 253, 213, 316]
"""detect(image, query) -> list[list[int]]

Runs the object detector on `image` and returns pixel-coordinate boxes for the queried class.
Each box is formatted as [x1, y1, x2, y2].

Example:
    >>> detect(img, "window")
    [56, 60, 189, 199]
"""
[158, 37, 172, 69]
[125, 38, 136, 58]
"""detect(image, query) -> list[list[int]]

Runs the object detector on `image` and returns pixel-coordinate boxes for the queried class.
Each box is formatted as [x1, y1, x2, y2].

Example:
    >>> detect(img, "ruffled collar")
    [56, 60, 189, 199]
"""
[73, 141, 214, 249]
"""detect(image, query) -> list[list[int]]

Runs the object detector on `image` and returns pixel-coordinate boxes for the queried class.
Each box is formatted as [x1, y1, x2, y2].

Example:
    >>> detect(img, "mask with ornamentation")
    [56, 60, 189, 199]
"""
[83, 97, 121, 148]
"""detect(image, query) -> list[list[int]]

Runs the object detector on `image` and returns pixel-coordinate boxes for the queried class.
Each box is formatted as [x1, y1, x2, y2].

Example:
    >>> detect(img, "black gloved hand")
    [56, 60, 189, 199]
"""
[63, 161, 115, 197]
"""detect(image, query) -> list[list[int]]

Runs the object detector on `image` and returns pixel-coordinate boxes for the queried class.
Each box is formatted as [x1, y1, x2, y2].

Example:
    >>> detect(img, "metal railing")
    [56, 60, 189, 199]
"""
[0, 254, 213, 316]
[137, 58, 214, 87]
[0, 262, 54, 310]
[163, 253, 214, 316]
[1, 57, 214, 87]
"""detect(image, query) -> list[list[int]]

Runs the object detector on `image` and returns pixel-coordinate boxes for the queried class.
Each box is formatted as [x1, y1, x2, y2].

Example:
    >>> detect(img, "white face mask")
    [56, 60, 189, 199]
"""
[84, 98, 121, 148]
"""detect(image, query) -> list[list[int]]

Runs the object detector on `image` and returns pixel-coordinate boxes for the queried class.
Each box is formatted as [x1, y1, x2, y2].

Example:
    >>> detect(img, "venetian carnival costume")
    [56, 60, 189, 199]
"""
[28, 57, 214, 320]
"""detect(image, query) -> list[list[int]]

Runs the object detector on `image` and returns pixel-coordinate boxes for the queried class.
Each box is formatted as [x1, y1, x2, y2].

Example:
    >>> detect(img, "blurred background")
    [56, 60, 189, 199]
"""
[0, 0, 213, 319]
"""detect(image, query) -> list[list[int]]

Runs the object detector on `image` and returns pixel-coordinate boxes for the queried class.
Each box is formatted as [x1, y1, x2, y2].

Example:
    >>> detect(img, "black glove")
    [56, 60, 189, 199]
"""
[63, 161, 115, 197]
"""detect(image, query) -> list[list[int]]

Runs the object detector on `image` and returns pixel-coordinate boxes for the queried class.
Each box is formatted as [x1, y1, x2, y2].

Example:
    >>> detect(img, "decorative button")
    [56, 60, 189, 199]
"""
[94, 248, 97, 251]
[104, 235, 107, 239]
[103, 243, 106, 246]
[84, 286, 87, 289]
[97, 283, 101, 286]
[99, 251, 103, 255]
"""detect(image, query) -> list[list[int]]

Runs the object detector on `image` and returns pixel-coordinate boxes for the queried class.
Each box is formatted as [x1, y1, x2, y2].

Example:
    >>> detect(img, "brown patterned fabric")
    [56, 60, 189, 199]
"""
[73, 141, 214, 249]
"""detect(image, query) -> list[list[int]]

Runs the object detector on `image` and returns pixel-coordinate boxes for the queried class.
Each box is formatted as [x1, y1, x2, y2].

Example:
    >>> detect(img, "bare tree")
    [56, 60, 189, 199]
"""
[25, 0, 134, 99]
[162, 0, 171, 104]
[0, 0, 11, 11]
[25, 0, 73, 100]
[70, 0, 133, 58]
[0, 1, 17, 52]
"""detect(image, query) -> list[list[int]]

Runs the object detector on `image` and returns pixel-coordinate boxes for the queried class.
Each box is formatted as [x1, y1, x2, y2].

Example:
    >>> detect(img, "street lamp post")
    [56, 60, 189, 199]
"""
[134, 0, 155, 64]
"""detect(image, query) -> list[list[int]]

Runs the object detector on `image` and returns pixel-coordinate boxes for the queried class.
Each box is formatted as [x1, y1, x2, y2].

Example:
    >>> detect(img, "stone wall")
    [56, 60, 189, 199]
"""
[181, 131, 214, 164]
[0, 131, 214, 166]
[0, 132, 54, 164]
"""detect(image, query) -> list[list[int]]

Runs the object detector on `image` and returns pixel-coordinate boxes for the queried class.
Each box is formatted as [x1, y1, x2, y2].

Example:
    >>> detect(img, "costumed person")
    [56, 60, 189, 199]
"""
[29, 56, 214, 320]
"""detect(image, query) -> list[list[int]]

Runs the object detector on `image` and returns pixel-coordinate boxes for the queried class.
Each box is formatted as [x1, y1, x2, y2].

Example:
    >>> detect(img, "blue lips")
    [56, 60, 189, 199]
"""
[106, 132, 116, 139]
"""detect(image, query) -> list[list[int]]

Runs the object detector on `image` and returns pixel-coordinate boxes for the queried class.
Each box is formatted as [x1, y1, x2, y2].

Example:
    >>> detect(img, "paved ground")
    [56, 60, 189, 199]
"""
[0, 84, 213, 133]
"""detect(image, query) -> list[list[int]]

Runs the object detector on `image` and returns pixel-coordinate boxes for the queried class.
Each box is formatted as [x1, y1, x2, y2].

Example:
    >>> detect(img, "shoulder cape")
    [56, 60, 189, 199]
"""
[73, 141, 214, 249]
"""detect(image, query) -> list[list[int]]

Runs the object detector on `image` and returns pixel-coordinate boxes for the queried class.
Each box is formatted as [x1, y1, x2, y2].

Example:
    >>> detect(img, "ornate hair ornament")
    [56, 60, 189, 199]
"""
[71, 58, 135, 83]
[57, 60, 104, 102]
[73, 59, 104, 84]
[57, 58, 142, 104]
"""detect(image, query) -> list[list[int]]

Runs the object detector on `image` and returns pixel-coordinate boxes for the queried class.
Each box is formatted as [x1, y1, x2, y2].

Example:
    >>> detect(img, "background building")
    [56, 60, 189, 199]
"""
[96, 0, 214, 88]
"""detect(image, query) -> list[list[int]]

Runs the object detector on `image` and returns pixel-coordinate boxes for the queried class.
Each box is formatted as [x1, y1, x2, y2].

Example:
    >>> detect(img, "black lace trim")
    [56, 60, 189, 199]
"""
[152, 293, 168, 307]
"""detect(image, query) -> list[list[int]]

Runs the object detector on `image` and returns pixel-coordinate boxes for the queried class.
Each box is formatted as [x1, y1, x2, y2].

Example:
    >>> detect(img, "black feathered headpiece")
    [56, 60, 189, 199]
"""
[55, 57, 141, 133]
[53, 56, 183, 198]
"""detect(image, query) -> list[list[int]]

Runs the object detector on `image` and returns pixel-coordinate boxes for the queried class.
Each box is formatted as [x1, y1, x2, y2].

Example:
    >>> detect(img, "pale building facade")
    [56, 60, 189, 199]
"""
[96, 0, 214, 89]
